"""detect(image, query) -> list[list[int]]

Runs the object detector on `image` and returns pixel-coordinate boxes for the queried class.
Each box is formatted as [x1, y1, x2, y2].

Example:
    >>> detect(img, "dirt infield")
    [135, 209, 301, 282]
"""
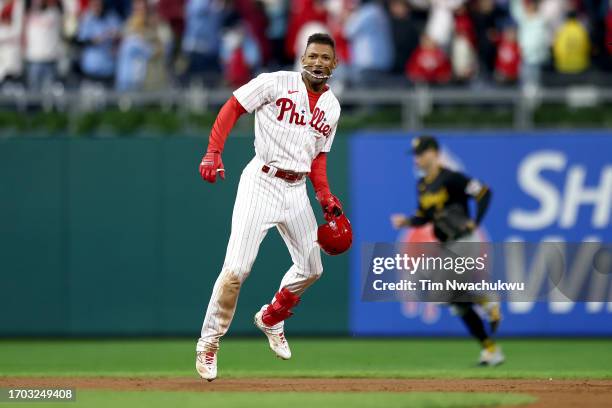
[1, 377, 611, 407]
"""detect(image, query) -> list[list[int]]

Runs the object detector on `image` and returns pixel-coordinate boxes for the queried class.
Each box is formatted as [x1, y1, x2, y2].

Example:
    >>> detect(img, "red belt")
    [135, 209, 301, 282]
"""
[262, 165, 306, 182]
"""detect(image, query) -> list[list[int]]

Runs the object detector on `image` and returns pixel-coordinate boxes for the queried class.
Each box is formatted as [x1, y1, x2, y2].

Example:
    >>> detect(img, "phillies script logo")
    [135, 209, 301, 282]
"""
[275, 98, 332, 137]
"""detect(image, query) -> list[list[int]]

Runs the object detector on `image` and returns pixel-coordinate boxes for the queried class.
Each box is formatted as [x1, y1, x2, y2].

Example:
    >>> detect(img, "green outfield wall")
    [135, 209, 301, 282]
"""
[0, 135, 350, 336]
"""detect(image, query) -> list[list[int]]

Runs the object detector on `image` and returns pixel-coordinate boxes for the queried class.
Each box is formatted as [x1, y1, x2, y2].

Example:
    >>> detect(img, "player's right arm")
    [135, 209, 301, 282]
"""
[199, 96, 247, 183]
[391, 210, 428, 229]
[199, 73, 275, 183]
[391, 203, 431, 229]
[391, 187, 428, 229]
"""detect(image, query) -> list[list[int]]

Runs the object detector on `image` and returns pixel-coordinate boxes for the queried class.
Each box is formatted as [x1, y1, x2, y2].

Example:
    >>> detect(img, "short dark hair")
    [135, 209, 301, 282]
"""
[412, 135, 439, 155]
[306, 33, 336, 52]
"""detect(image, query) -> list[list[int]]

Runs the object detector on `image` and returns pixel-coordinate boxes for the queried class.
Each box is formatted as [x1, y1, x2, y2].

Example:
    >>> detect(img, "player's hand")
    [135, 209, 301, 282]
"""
[199, 151, 225, 183]
[390, 214, 409, 229]
[316, 191, 343, 221]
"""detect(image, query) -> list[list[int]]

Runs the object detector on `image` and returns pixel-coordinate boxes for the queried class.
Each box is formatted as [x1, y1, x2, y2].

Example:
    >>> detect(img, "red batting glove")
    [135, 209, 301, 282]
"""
[199, 151, 225, 183]
[316, 190, 343, 221]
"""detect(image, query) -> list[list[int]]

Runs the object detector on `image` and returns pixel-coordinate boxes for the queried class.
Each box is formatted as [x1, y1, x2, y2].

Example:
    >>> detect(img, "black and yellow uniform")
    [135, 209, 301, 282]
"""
[407, 167, 498, 359]
[406, 135, 503, 365]
[409, 167, 491, 242]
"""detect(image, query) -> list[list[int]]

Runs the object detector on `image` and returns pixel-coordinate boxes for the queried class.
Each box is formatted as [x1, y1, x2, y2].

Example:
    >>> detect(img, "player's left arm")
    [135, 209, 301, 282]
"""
[310, 152, 342, 220]
[462, 176, 492, 228]
[310, 111, 342, 220]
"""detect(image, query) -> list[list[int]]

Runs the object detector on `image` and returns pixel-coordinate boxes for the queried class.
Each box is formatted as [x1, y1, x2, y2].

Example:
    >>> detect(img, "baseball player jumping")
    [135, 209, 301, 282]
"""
[391, 135, 505, 366]
[195, 33, 346, 381]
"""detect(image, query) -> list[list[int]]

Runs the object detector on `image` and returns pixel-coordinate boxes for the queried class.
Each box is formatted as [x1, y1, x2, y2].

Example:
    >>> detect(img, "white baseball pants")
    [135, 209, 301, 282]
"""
[196, 156, 323, 352]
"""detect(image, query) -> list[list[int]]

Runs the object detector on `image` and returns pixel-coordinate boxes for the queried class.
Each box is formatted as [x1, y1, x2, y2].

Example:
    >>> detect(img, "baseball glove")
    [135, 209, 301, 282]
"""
[433, 204, 472, 241]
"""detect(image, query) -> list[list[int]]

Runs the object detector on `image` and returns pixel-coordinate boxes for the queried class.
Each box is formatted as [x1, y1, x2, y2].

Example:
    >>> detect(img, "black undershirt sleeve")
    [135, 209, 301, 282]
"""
[474, 187, 492, 225]
[456, 170, 492, 226]
[409, 181, 429, 226]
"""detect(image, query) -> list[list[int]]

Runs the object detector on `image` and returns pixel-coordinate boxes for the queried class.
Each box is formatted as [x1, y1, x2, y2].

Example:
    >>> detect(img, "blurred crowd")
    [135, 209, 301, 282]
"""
[1, 0, 611, 93]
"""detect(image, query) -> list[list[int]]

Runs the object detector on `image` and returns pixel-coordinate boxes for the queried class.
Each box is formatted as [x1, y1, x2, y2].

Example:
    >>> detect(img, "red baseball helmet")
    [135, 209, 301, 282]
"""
[317, 213, 353, 255]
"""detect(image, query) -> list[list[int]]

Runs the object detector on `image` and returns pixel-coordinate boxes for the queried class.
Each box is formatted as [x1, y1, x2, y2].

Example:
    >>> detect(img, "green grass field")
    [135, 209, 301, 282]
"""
[1, 338, 610, 407]
[3, 391, 537, 408]
[2, 338, 611, 379]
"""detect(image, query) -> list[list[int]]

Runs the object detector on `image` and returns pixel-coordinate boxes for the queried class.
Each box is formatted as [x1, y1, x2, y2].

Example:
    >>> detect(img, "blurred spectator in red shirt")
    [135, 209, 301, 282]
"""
[221, 23, 262, 87]
[495, 24, 521, 84]
[234, 0, 271, 65]
[406, 33, 452, 84]
[454, 3, 476, 47]
[325, 0, 351, 63]
[284, 0, 327, 60]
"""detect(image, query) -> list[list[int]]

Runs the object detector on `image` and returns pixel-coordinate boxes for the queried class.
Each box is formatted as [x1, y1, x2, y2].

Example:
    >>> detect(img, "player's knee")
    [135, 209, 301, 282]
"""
[292, 263, 323, 288]
[315, 264, 324, 279]
[219, 266, 250, 284]
[307, 250, 323, 280]
[307, 265, 324, 283]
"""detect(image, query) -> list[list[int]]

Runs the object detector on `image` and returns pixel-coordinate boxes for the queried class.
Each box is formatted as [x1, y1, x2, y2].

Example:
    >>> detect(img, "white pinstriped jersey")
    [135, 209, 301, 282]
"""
[197, 72, 338, 355]
[233, 71, 341, 173]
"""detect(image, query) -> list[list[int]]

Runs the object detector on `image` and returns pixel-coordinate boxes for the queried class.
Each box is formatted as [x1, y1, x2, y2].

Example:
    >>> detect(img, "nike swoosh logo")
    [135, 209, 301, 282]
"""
[288, 90, 299, 94]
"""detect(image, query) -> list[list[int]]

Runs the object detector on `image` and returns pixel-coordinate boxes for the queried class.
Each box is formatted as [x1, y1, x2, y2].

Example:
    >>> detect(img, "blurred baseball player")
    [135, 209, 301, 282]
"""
[195, 33, 348, 381]
[391, 135, 505, 366]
